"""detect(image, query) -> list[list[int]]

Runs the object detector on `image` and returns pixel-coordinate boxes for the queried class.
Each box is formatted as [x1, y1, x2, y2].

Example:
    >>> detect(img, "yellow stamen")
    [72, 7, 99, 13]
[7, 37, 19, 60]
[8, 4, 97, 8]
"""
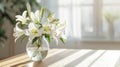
[31, 28, 38, 35]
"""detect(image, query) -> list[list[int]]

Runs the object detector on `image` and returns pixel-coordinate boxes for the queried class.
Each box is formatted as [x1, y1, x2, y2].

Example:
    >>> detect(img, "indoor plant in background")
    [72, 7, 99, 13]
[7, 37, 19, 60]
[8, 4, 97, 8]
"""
[104, 12, 119, 40]
[0, 0, 41, 47]
[13, 3, 66, 61]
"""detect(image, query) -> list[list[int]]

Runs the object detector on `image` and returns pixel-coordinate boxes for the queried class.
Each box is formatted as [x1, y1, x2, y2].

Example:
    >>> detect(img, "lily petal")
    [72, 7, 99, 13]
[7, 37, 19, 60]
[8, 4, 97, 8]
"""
[30, 12, 38, 23]
[22, 11, 27, 18]
[13, 22, 24, 42]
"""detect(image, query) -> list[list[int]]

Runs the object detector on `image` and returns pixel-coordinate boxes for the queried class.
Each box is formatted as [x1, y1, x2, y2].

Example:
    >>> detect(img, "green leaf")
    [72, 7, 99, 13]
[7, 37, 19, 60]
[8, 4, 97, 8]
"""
[0, 17, 3, 23]
[38, 23, 42, 29]
[47, 12, 53, 18]
[0, 3, 4, 13]
[0, 29, 7, 40]
[50, 19, 59, 23]
[26, 3, 31, 19]
[32, 37, 39, 44]
[60, 37, 65, 44]
[47, 35, 51, 43]
[40, 7, 44, 19]
[44, 34, 51, 43]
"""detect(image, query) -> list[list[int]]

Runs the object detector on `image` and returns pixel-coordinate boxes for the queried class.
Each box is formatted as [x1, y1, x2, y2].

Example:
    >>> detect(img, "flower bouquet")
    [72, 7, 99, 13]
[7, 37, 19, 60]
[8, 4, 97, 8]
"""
[13, 3, 66, 61]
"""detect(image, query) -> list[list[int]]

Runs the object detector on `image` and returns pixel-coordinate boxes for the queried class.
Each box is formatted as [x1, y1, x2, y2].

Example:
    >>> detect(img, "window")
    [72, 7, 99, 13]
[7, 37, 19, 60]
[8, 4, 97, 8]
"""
[103, 0, 120, 40]
[42, 0, 120, 41]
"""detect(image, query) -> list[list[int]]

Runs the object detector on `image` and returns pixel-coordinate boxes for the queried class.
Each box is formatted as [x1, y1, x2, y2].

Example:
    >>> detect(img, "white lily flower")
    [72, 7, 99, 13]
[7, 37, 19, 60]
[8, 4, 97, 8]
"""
[30, 10, 40, 24]
[16, 11, 29, 25]
[48, 23, 66, 45]
[42, 22, 59, 45]
[27, 22, 43, 40]
[43, 23, 51, 34]
[51, 23, 65, 37]
[35, 10, 40, 20]
[13, 22, 25, 42]
[55, 23, 66, 36]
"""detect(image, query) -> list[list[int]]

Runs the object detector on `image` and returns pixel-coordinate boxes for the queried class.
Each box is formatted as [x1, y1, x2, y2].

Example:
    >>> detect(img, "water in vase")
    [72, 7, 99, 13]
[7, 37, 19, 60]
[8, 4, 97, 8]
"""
[27, 47, 48, 61]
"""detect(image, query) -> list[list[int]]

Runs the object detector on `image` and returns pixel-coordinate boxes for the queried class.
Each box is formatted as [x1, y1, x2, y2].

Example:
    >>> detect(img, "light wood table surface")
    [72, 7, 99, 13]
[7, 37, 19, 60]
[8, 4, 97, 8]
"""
[1, 49, 120, 67]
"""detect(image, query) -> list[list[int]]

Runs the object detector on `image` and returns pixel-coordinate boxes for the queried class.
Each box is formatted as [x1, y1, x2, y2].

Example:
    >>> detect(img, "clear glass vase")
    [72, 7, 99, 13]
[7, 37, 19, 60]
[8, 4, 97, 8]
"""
[26, 36, 49, 62]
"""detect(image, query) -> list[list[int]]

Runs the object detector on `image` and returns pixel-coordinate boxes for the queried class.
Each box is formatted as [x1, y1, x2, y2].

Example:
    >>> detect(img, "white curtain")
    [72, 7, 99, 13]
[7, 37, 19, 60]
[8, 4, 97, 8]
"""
[41, 0, 120, 43]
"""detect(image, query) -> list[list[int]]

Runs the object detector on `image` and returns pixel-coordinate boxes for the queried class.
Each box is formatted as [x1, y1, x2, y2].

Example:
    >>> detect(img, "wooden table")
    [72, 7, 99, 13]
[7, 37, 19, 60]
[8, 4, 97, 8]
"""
[1, 49, 120, 67]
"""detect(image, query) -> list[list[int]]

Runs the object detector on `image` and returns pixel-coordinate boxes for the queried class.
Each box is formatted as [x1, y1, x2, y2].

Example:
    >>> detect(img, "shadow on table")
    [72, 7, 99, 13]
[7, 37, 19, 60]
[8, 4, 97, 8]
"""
[64, 50, 97, 67]
[44, 49, 80, 66]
